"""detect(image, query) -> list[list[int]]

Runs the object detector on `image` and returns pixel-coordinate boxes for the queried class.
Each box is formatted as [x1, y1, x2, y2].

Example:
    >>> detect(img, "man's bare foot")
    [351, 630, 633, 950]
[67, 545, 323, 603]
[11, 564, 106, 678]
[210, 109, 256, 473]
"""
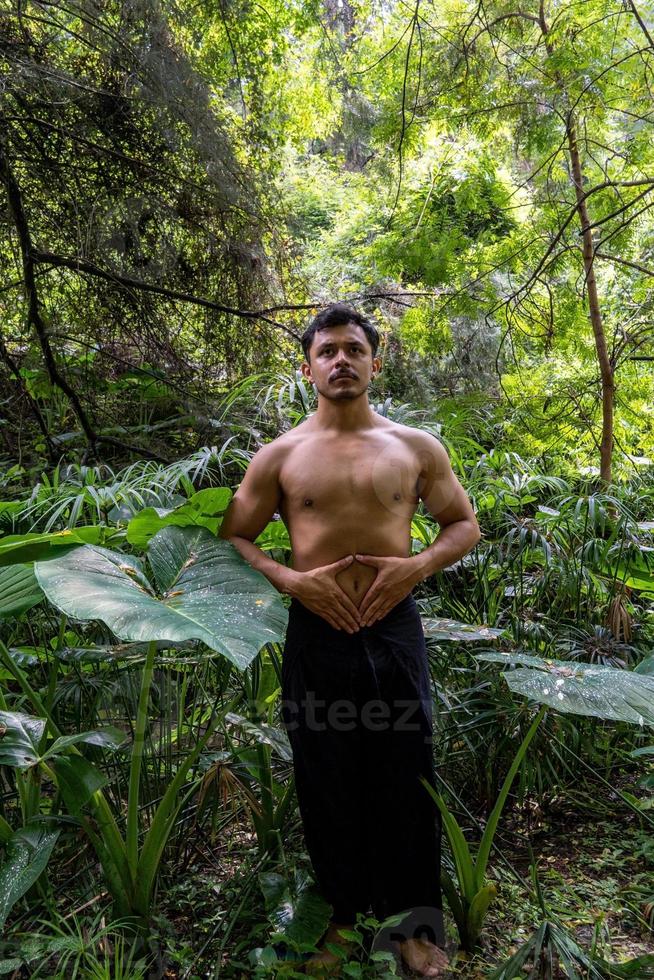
[396, 937, 448, 977]
[304, 922, 356, 976]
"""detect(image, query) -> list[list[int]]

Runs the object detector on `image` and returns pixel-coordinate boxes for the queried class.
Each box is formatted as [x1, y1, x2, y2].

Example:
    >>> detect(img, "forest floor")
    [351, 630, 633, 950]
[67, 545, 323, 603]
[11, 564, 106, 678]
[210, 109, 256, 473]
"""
[156, 796, 654, 979]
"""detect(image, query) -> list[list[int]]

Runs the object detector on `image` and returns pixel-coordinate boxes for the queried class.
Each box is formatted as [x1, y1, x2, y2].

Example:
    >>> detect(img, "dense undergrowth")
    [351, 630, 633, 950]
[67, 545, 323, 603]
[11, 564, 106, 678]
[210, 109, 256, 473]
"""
[0, 381, 652, 977]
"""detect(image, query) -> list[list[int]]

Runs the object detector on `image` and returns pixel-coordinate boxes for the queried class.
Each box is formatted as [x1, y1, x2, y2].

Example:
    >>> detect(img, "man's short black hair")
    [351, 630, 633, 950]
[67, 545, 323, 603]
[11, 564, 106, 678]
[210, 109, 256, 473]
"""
[301, 303, 380, 362]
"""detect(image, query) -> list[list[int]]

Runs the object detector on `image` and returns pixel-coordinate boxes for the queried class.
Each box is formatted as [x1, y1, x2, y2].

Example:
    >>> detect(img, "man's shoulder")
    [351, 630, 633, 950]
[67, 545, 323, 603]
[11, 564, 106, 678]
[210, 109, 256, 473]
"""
[387, 422, 451, 470]
[253, 425, 308, 463]
[385, 419, 441, 448]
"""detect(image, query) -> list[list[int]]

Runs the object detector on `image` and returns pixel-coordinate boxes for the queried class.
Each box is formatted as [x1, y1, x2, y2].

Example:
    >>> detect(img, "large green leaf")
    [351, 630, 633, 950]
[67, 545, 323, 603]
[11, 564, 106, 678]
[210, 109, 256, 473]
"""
[259, 869, 332, 948]
[607, 555, 654, 593]
[7, 641, 194, 666]
[0, 711, 124, 769]
[0, 823, 60, 929]
[4, 649, 38, 669]
[422, 618, 504, 641]
[51, 756, 108, 815]
[225, 713, 293, 762]
[0, 565, 43, 619]
[43, 728, 125, 760]
[0, 528, 106, 567]
[51, 641, 194, 664]
[0, 711, 45, 768]
[35, 526, 288, 670]
[126, 488, 232, 548]
[254, 520, 290, 551]
[108, 490, 187, 523]
[476, 653, 654, 727]
[183, 488, 233, 514]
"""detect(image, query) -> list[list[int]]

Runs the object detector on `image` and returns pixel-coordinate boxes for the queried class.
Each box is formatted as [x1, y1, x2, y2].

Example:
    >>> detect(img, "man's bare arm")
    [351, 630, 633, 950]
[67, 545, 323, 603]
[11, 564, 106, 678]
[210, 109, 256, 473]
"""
[218, 443, 297, 596]
[409, 431, 481, 580]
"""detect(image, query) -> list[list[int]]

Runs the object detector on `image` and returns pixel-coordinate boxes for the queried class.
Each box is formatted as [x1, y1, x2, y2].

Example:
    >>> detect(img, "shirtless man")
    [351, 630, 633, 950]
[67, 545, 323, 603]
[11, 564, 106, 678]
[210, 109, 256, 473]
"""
[219, 302, 480, 977]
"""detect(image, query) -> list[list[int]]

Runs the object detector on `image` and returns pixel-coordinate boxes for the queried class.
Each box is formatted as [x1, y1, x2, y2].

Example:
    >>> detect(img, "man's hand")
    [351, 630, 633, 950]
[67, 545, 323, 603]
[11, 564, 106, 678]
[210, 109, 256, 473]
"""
[354, 554, 421, 626]
[291, 555, 363, 633]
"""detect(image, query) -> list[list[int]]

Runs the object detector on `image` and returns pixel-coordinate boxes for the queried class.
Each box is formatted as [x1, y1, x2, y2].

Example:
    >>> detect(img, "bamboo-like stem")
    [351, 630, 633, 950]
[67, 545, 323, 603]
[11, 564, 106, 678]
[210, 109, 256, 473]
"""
[126, 640, 157, 879]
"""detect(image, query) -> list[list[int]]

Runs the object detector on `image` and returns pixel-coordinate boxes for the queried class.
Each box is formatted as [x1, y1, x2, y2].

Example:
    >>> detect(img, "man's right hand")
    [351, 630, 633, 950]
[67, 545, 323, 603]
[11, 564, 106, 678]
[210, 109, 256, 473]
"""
[288, 555, 362, 633]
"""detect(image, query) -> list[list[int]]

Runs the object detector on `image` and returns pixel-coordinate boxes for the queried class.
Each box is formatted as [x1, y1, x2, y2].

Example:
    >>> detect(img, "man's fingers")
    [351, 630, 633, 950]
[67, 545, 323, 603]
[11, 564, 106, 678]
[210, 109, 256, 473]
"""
[322, 612, 342, 630]
[361, 595, 386, 626]
[354, 553, 381, 566]
[327, 555, 354, 572]
[336, 588, 363, 623]
[335, 604, 360, 633]
[366, 606, 390, 626]
[319, 606, 356, 633]
[332, 595, 360, 632]
[359, 575, 390, 616]
[358, 589, 379, 617]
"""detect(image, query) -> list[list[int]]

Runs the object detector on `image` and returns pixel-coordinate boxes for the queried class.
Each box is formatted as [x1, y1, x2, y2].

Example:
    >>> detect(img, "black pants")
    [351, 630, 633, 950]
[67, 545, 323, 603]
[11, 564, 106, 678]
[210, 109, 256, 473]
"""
[280, 592, 444, 943]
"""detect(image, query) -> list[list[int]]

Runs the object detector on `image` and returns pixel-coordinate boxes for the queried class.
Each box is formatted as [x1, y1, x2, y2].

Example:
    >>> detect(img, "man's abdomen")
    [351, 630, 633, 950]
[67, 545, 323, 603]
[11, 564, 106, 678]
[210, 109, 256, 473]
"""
[288, 516, 414, 608]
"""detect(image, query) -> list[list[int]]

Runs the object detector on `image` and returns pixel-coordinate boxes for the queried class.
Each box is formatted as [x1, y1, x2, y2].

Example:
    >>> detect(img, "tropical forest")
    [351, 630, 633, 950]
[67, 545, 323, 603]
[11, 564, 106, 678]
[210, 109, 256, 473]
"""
[0, 0, 653, 976]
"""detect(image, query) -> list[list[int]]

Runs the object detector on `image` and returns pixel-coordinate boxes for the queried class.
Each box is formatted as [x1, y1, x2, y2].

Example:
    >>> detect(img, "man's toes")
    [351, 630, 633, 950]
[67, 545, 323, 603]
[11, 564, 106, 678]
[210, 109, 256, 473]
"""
[426, 948, 448, 976]
[399, 939, 448, 977]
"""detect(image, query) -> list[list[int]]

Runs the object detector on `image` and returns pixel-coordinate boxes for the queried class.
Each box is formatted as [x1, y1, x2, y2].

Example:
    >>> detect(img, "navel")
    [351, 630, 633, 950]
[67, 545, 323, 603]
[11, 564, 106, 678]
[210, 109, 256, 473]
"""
[393, 492, 401, 501]
[304, 498, 313, 507]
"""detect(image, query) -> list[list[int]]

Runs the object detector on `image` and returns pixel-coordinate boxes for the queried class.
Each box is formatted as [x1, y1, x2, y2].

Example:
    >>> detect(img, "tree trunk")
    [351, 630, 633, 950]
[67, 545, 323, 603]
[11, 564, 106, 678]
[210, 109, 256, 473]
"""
[565, 121, 614, 483]
[539, 1, 614, 483]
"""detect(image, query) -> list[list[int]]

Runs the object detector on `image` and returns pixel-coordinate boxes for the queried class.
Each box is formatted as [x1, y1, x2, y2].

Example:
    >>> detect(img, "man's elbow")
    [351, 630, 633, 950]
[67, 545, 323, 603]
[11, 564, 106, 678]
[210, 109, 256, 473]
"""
[218, 523, 241, 543]
[218, 526, 255, 545]
[462, 515, 481, 549]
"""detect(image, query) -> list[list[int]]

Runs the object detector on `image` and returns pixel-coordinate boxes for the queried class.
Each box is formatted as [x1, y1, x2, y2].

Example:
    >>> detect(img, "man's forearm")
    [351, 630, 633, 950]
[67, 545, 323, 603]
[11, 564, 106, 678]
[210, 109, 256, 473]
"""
[224, 535, 299, 597]
[409, 518, 481, 582]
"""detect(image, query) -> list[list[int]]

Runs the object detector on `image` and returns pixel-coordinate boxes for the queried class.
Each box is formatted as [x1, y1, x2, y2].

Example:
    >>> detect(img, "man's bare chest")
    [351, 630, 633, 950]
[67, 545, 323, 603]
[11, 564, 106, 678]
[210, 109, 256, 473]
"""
[279, 437, 422, 514]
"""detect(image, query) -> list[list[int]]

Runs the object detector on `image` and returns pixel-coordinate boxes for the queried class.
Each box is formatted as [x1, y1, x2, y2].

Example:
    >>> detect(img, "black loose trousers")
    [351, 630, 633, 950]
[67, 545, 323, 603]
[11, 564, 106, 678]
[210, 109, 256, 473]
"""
[280, 592, 444, 943]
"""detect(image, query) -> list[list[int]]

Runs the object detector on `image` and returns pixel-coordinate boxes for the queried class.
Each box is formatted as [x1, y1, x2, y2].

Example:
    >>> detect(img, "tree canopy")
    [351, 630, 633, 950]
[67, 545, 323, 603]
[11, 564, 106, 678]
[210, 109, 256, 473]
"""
[1, 0, 653, 476]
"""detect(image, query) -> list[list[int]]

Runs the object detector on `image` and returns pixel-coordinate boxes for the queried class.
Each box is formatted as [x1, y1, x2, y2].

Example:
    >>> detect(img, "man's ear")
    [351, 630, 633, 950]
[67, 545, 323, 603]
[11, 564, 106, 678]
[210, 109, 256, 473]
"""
[300, 360, 313, 382]
[371, 355, 382, 377]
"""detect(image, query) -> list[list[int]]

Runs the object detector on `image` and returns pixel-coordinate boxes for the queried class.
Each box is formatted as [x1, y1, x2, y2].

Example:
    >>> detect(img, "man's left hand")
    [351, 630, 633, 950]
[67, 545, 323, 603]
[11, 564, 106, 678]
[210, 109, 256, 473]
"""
[354, 554, 421, 626]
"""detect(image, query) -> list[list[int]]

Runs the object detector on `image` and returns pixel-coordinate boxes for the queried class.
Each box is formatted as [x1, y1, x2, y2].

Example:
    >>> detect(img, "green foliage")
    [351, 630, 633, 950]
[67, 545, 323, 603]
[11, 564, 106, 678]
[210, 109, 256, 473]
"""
[477, 653, 654, 727]
[369, 137, 517, 287]
[2, 0, 654, 970]
[259, 869, 332, 948]
[35, 525, 287, 669]
[125, 487, 233, 548]
[424, 705, 546, 951]
[0, 823, 60, 931]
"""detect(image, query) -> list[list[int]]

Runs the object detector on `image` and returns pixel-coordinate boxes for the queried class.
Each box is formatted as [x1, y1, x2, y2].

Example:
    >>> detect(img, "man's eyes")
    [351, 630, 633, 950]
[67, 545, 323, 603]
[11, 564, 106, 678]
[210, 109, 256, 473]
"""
[321, 346, 361, 354]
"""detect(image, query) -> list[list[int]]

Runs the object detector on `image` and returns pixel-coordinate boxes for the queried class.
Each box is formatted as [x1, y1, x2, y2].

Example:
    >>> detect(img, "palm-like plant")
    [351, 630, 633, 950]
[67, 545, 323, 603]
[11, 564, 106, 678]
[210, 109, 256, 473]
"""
[0, 525, 288, 928]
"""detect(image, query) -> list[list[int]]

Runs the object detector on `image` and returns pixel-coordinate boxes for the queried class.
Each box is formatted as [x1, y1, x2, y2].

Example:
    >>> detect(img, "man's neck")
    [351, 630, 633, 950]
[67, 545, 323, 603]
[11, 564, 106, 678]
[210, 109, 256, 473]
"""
[312, 394, 379, 433]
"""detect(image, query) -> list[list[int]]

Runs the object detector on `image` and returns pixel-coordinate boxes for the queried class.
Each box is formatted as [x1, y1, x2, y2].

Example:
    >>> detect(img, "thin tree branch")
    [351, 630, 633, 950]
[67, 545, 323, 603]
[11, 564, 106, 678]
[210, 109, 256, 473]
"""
[0, 136, 167, 461]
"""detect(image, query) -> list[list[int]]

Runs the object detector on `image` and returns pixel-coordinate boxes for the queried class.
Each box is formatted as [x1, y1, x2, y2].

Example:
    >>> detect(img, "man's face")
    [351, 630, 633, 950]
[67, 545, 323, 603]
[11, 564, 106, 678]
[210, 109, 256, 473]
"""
[301, 322, 381, 401]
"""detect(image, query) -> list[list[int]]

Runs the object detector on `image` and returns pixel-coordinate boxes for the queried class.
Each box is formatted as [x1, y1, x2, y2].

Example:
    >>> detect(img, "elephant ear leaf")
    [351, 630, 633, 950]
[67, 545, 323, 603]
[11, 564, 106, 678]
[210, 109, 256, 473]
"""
[259, 869, 332, 948]
[0, 711, 46, 768]
[477, 654, 654, 727]
[35, 526, 288, 670]
[0, 565, 43, 619]
[0, 823, 60, 930]
[421, 618, 504, 641]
